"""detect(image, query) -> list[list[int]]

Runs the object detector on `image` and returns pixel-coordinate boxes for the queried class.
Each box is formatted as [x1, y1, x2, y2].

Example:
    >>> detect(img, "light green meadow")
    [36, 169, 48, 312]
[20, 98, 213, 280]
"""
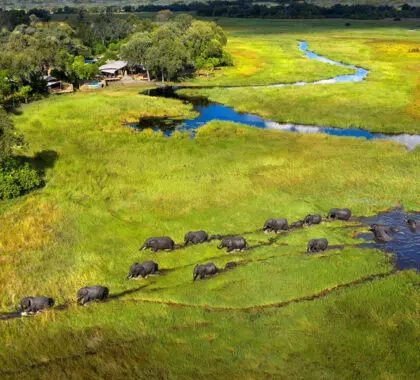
[182, 19, 420, 134]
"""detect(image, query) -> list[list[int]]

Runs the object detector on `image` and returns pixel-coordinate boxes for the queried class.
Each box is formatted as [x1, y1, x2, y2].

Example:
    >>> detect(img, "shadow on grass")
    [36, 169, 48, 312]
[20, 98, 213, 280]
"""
[107, 284, 151, 300]
[13, 150, 59, 192]
[15, 150, 59, 177]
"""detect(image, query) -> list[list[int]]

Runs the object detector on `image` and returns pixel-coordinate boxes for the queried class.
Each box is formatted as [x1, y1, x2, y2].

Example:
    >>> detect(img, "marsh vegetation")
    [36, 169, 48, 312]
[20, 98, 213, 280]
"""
[0, 16, 419, 379]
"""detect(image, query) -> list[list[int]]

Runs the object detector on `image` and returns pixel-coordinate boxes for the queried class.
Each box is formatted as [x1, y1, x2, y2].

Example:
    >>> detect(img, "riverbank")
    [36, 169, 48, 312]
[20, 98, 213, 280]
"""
[181, 19, 420, 134]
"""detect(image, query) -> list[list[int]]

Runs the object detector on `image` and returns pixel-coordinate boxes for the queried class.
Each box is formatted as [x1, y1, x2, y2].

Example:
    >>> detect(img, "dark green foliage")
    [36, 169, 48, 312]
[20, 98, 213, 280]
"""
[0, 159, 41, 199]
[121, 18, 230, 81]
[0, 108, 41, 199]
[0, 107, 23, 163]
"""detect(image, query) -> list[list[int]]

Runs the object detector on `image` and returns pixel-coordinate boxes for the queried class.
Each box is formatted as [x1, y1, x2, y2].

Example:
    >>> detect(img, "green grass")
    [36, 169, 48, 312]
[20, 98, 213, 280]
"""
[0, 83, 418, 377]
[182, 37, 353, 87]
[181, 19, 420, 134]
[1, 18, 420, 378]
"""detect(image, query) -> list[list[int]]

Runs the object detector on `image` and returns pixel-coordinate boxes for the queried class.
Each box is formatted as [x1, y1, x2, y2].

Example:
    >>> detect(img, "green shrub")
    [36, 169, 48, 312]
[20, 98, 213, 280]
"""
[0, 160, 41, 199]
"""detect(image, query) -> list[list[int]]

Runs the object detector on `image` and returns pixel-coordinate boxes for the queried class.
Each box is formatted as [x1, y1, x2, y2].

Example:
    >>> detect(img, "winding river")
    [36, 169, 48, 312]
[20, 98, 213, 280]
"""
[130, 41, 420, 150]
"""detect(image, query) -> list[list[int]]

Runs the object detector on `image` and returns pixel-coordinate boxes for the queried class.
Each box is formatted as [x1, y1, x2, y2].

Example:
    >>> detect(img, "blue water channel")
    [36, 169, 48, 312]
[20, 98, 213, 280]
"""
[356, 210, 420, 270]
[130, 41, 420, 150]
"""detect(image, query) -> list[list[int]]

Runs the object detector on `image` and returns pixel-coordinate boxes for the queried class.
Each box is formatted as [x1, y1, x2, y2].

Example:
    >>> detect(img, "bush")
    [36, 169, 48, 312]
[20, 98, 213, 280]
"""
[0, 159, 41, 199]
[220, 51, 234, 66]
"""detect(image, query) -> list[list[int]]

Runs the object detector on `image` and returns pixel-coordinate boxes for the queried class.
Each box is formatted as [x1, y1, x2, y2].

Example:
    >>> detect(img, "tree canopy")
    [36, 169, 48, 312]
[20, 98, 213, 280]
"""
[120, 18, 232, 82]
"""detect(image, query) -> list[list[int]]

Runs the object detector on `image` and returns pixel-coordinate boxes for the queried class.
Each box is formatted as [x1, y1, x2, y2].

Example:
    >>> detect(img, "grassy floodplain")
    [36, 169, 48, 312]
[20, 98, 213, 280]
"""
[182, 19, 420, 134]
[1, 20, 420, 379]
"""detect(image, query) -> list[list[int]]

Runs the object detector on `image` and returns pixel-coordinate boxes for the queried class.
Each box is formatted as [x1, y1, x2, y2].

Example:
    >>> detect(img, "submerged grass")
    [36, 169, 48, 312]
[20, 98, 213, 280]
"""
[0, 21, 419, 376]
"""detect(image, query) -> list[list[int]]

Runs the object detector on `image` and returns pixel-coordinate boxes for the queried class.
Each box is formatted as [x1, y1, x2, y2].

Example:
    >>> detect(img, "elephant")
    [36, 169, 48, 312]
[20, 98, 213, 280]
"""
[369, 224, 393, 243]
[263, 218, 288, 233]
[20, 296, 54, 314]
[184, 230, 209, 245]
[290, 220, 304, 229]
[307, 238, 328, 253]
[209, 234, 223, 240]
[77, 286, 109, 305]
[193, 263, 218, 280]
[127, 261, 159, 279]
[406, 219, 417, 232]
[218, 237, 247, 252]
[304, 214, 322, 225]
[327, 208, 352, 221]
[140, 237, 175, 252]
[225, 262, 237, 270]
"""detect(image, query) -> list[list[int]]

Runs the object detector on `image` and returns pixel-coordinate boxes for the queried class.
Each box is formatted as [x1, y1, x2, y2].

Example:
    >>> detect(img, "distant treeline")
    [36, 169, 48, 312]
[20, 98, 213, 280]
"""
[193, 2, 420, 19]
[133, 2, 419, 19]
[1, 2, 419, 24]
[0, 8, 51, 29]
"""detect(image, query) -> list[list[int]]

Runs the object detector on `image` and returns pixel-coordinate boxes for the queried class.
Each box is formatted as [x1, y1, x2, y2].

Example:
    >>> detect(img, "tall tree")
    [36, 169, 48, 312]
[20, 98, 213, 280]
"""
[120, 32, 153, 81]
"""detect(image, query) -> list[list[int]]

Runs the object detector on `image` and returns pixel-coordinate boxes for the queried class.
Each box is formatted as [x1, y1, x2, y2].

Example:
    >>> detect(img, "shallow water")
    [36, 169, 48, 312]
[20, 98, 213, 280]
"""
[264, 41, 368, 88]
[130, 41, 420, 149]
[356, 210, 420, 270]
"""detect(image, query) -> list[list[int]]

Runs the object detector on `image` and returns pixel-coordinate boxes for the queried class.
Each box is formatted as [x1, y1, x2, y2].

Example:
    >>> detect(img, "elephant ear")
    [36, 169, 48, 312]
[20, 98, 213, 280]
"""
[21, 298, 31, 310]
[77, 288, 87, 298]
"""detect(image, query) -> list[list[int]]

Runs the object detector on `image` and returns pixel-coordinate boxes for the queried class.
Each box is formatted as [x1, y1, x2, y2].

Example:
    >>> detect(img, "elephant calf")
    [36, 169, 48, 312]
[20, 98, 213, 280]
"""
[369, 224, 393, 243]
[225, 262, 237, 270]
[327, 208, 352, 221]
[193, 263, 218, 280]
[77, 286, 109, 305]
[304, 214, 322, 225]
[263, 218, 288, 233]
[140, 237, 175, 252]
[209, 234, 223, 240]
[290, 220, 304, 229]
[128, 261, 159, 279]
[184, 230, 209, 245]
[218, 237, 247, 252]
[20, 296, 54, 314]
[307, 238, 328, 253]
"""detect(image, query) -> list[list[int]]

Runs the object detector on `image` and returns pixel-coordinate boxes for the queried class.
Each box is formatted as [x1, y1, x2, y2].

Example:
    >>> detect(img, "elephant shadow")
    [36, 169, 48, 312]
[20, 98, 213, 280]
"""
[107, 285, 151, 300]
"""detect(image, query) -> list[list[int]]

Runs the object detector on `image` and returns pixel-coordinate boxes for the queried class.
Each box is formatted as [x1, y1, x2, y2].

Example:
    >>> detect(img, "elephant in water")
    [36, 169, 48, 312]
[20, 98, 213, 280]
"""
[127, 261, 159, 279]
[193, 263, 218, 280]
[327, 208, 352, 221]
[369, 224, 393, 243]
[307, 238, 328, 253]
[263, 218, 288, 233]
[184, 231, 209, 245]
[140, 237, 175, 252]
[218, 237, 247, 252]
[20, 296, 54, 314]
[304, 214, 322, 225]
[406, 219, 417, 232]
[77, 286, 109, 305]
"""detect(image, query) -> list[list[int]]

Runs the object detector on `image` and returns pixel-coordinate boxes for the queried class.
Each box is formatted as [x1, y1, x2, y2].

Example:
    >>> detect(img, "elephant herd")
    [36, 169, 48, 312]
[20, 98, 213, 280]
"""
[22, 206, 405, 316]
